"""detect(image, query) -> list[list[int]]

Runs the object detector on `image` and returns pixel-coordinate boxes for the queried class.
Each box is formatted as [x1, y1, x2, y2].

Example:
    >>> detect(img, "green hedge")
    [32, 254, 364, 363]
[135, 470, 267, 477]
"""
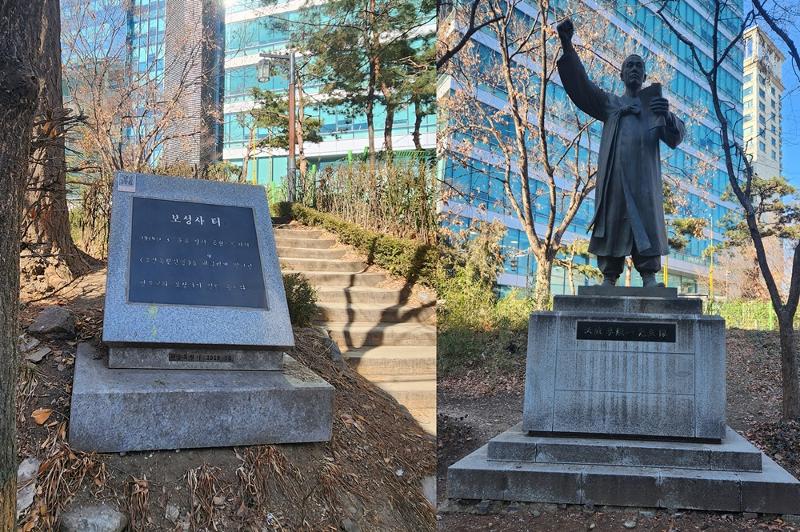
[289, 204, 438, 286]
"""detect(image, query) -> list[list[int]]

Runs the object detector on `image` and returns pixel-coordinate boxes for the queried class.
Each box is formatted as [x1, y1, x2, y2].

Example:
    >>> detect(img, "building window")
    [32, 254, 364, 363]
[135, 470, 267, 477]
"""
[759, 88, 766, 98]
[744, 86, 752, 96]
[760, 141, 766, 151]
[745, 100, 753, 109]
[759, 102, 766, 112]
[745, 37, 753, 58]
[744, 73, 752, 83]
[771, 86, 776, 95]
[772, 150, 777, 160]
[771, 138, 776, 146]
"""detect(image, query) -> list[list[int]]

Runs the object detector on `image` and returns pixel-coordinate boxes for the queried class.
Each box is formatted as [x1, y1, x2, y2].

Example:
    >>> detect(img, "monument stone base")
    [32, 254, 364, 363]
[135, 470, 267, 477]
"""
[108, 345, 284, 370]
[69, 344, 334, 452]
[448, 424, 800, 513]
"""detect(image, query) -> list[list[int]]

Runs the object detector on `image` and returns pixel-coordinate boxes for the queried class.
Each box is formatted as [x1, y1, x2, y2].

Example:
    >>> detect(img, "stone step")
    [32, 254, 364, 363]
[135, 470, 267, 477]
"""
[315, 286, 412, 305]
[487, 425, 761, 472]
[377, 380, 437, 409]
[280, 257, 365, 272]
[317, 303, 435, 324]
[281, 271, 387, 288]
[377, 380, 437, 435]
[448, 440, 800, 514]
[274, 228, 325, 239]
[324, 323, 437, 347]
[277, 246, 347, 260]
[274, 237, 336, 249]
[344, 346, 437, 380]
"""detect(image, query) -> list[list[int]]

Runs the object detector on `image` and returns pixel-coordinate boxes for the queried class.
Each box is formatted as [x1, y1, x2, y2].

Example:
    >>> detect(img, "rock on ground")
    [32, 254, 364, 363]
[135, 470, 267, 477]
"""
[28, 306, 75, 337]
[59, 504, 128, 532]
[16, 457, 40, 519]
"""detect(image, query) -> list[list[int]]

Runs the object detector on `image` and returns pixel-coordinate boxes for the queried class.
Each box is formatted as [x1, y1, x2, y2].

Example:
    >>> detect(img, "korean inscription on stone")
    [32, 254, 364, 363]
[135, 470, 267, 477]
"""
[128, 197, 268, 308]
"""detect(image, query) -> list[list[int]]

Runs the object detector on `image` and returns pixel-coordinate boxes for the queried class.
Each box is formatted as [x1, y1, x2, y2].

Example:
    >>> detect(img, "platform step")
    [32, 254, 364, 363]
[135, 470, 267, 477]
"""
[277, 246, 347, 260]
[274, 237, 336, 249]
[281, 271, 387, 288]
[318, 303, 435, 324]
[345, 346, 437, 380]
[315, 287, 412, 305]
[448, 428, 800, 514]
[487, 425, 761, 472]
[324, 323, 436, 347]
[274, 228, 324, 239]
[280, 257, 365, 272]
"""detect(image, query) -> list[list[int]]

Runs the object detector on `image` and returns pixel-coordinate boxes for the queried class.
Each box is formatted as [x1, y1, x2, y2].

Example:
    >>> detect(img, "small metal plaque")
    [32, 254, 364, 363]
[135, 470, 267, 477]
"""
[576, 321, 676, 342]
[168, 352, 234, 363]
[128, 197, 268, 308]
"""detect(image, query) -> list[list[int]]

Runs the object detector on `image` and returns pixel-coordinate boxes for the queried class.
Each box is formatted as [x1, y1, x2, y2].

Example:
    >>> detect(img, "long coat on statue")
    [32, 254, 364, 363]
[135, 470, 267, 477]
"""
[556, 50, 685, 258]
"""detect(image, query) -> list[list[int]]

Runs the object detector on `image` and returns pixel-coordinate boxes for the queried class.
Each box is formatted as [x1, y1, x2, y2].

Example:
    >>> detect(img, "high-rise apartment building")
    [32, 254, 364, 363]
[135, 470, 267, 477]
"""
[127, 0, 224, 167]
[161, 0, 225, 167]
[222, 0, 436, 185]
[742, 25, 784, 180]
[440, 0, 743, 294]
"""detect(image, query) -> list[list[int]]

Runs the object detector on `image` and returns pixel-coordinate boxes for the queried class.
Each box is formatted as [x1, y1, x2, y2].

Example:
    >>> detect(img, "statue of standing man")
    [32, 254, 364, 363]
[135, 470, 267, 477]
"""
[556, 18, 685, 288]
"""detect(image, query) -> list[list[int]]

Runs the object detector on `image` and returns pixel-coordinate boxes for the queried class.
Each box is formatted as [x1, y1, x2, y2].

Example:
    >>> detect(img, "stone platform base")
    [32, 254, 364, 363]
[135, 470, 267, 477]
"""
[108, 345, 284, 370]
[448, 424, 800, 514]
[69, 344, 333, 452]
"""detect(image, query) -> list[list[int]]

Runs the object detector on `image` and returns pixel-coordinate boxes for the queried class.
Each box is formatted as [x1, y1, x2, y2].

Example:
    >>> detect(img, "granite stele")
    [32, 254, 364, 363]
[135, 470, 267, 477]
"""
[69, 172, 333, 452]
[448, 287, 800, 513]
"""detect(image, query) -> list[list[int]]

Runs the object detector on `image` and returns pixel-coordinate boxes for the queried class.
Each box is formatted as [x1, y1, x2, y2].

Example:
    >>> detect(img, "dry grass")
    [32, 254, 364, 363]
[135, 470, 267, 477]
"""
[15, 277, 435, 531]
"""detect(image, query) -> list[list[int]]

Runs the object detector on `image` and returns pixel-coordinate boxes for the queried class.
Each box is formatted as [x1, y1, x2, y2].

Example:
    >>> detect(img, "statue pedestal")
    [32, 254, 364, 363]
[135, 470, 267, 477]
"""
[447, 290, 800, 513]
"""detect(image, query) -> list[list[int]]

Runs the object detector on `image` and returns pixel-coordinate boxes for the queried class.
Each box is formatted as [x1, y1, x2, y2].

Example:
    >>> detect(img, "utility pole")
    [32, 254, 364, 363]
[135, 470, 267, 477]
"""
[257, 51, 296, 202]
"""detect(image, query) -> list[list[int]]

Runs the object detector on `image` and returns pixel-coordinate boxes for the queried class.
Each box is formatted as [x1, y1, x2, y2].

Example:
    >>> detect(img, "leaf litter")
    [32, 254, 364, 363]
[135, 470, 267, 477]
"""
[16, 273, 435, 531]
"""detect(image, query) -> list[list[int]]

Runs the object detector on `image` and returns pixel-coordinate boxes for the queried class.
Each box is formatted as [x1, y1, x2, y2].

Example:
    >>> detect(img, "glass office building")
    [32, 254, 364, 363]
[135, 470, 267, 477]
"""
[222, 0, 437, 186]
[440, 0, 744, 294]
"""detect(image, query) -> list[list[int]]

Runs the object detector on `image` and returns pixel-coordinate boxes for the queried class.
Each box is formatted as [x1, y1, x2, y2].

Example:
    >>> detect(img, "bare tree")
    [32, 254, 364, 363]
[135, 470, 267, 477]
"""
[0, 2, 44, 527]
[61, 0, 210, 257]
[22, 0, 97, 292]
[656, 0, 800, 418]
[441, 0, 675, 307]
[436, 0, 503, 69]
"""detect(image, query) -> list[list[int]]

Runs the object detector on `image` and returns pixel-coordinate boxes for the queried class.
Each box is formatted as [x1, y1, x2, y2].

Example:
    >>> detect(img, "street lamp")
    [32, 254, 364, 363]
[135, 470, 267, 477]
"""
[257, 51, 296, 203]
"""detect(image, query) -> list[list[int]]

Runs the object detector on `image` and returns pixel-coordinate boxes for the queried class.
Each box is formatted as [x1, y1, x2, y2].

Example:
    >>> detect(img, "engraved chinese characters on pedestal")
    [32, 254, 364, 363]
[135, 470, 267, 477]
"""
[128, 197, 267, 308]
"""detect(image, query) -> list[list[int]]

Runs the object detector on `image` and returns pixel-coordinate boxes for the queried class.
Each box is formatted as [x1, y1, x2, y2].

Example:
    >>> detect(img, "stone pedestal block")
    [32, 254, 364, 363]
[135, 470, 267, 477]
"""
[447, 425, 800, 513]
[524, 294, 725, 440]
[69, 344, 333, 452]
[108, 345, 283, 370]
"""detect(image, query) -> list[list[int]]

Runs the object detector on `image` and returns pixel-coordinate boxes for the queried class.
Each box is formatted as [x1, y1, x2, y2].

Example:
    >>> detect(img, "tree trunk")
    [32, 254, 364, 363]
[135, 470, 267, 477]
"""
[241, 124, 255, 184]
[0, 2, 43, 528]
[533, 255, 553, 310]
[778, 314, 800, 418]
[625, 257, 633, 287]
[412, 95, 424, 151]
[23, 0, 94, 289]
[383, 101, 395, 153]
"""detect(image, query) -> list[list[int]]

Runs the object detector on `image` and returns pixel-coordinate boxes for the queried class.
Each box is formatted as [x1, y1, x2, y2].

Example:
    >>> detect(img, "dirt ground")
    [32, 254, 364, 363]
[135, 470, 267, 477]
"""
[437, 329, 800, 531]
[15, 269, 436, 531]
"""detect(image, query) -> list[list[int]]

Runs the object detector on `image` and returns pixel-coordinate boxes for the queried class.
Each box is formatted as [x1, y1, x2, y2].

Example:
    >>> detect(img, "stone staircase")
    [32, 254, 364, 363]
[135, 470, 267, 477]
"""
[275, 224, 437, 434]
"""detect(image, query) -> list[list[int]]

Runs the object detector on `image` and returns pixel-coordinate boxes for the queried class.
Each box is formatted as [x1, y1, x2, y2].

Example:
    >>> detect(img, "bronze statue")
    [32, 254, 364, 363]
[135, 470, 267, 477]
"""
[556, 18, 685, 288]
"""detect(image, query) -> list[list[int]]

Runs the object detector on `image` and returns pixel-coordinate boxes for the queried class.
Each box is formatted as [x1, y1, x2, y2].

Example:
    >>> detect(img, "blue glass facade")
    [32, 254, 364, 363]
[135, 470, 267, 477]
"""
[128, 0, 166, 78]
[222, 0, 437, 186]
[441, 0, 743, 294]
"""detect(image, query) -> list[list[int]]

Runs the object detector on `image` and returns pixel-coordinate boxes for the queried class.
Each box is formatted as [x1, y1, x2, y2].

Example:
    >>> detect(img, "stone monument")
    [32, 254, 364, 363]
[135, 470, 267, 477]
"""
[448, 290, 800, 513]
[447, 20, 800, 513]
[69, 172, 334, 452]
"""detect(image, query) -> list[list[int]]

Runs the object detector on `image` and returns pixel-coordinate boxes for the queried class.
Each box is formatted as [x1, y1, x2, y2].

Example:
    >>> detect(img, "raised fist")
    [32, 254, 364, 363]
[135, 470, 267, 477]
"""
[557, 18, 574, 43]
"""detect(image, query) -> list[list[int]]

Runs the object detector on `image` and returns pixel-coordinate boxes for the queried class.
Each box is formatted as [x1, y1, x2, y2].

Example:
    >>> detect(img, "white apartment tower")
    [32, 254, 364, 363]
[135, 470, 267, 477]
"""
[743, 25, 784, 180]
